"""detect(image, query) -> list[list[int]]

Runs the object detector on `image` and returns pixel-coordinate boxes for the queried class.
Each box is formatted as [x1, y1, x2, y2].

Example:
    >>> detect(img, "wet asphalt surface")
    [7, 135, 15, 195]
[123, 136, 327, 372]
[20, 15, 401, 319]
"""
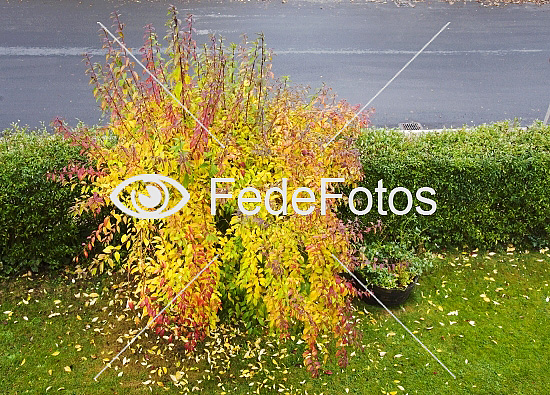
[0, 0, 549, 130]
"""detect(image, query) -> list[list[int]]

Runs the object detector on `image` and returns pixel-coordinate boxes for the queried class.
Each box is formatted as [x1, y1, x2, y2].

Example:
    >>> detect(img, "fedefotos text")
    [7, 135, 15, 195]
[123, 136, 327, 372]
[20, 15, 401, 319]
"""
[210, 178, 436, 216]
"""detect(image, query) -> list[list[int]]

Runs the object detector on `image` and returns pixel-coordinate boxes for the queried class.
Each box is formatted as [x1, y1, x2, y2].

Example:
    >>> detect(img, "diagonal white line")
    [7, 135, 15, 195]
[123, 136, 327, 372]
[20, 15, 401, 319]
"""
[331, 252, 457, 379]
[97, 22, 226, 149]
[93, 255, 218, 381]
[324, 22, 451, 148]
[544, 102, 550, 125]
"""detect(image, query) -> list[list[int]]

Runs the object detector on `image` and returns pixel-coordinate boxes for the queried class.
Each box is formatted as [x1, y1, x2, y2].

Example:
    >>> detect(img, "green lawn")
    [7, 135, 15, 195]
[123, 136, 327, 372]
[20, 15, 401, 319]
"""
[1, 249, 549, 394]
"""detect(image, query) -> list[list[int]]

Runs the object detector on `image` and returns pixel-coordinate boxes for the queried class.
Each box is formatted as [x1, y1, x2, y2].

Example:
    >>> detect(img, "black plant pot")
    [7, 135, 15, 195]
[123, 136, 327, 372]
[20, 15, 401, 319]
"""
[342, 272, 418, 308]
[366, 278, 417, 308]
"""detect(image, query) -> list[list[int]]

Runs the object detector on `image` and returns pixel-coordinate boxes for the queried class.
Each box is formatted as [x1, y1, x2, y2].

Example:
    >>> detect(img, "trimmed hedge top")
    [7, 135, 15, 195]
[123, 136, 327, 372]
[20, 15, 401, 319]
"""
[0, 126, 94, 274]
[342, 121, 550, 249]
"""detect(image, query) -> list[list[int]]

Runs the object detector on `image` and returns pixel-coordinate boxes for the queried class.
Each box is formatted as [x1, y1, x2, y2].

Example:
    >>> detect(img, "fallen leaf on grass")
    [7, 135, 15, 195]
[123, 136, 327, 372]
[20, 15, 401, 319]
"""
[447, 310, 458, 316]
[64, 366, 71, 372]
[51, 351, 60, 356]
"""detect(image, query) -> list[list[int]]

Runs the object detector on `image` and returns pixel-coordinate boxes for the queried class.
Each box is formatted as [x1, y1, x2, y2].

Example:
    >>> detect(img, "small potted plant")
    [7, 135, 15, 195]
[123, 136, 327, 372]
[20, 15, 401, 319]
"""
[351, 242, 433, 307]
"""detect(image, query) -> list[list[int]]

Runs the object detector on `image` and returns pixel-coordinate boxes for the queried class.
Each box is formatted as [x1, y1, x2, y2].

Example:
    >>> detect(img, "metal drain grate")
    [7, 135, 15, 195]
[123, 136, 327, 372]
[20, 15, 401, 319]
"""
[398, 121, 423, 131]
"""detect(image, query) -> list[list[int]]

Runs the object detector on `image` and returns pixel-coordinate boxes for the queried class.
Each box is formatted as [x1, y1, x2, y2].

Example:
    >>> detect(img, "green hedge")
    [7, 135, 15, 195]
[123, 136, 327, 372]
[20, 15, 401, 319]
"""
[339, 121, 550, 249]
[0, 126, 94, 274]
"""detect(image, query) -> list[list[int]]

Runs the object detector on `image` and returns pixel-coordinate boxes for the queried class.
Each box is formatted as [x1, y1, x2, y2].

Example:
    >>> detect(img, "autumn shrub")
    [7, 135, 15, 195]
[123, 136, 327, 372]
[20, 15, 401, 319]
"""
[56, 10, 370, 376]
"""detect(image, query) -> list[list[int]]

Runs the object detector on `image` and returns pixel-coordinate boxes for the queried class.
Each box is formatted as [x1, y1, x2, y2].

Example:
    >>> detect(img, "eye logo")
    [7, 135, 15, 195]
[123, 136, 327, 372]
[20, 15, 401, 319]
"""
[110, 174, 190, 219]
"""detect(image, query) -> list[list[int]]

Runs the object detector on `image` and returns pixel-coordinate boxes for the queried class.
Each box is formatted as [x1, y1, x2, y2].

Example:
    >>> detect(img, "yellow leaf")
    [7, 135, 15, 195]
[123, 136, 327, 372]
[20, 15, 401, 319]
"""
[64, 366, 71, 372]
[51, 351, 60, 356]
[48, 369, 52, 376]
[20, 358, 26, 366]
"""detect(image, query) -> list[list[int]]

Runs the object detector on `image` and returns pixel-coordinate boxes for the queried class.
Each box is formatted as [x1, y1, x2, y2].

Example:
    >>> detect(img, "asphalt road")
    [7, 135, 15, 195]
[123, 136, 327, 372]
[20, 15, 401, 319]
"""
[0, 0, 549, 130]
